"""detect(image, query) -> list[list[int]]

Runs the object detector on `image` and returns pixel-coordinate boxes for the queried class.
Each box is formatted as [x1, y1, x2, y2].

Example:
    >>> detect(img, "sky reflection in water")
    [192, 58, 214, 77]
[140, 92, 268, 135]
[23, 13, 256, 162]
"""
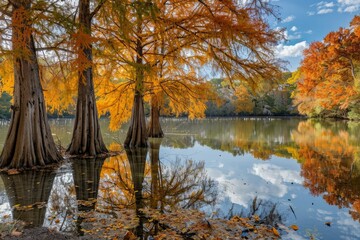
[0, 118, 360, 239]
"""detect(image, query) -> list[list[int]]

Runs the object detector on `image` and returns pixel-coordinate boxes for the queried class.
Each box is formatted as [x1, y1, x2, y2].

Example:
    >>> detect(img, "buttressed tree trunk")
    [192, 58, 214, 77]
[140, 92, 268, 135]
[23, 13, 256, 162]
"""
[124, 29, 147, 148]
[67, 0, 108, 157]
[124, 92, 148, 148]
[147, 97, 164, 138]
[0, 1, 62, 169]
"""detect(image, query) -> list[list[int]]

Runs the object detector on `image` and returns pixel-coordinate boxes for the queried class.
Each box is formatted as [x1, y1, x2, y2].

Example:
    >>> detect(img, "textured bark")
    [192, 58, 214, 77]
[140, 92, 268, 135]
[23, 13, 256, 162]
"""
[1, 170, 56, 227]
[124, 93, 148, 148]
[147, 99, 164, 138]
[124, 18, 148, 148]
[0, 1, 62, 169]
[67, 0, 108, 157]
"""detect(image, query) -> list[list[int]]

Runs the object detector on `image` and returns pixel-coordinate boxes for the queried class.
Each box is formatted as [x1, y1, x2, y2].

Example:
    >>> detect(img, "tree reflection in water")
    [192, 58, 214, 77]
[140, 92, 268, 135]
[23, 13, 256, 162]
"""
[1, 170, 56, 228]
[292, 121, 360, 222]
[94, 140, 219, 239]
[73, 158, 105, 235]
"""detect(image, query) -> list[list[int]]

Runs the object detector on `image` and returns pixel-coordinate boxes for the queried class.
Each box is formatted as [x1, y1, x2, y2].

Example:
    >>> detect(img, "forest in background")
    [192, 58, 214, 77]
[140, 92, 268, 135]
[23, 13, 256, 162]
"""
[0, 0, 358, 167]
[0, 71, 297, 119]
[1, 15, 358, 121]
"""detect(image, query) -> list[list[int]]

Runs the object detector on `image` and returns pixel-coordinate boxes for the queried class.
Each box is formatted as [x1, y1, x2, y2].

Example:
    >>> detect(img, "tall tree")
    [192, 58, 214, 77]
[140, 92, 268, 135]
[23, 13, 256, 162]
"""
[67, 0, 108, 156]
[0, 0, 62, 168]
[97, 0, 282, 147]
[292, 16, 360, 118]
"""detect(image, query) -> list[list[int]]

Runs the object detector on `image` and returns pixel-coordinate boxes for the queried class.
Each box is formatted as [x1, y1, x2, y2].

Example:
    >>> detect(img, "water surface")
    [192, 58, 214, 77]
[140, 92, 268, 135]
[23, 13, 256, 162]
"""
[0, 118, 360, 239]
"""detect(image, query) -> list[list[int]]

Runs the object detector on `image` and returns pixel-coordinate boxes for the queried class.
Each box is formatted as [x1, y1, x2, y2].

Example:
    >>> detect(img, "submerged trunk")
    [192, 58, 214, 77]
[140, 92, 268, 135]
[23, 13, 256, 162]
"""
[0, 2, 62, 169]
[147, 98, 164, 138]
[67, 0, 107, 157]
[1, 170, 56, 227]
[124, 92, 148, 147]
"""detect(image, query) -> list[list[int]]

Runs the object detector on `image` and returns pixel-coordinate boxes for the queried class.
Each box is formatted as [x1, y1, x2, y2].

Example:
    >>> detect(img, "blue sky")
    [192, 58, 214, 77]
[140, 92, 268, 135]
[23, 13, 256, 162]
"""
[272, 0, 359, 71]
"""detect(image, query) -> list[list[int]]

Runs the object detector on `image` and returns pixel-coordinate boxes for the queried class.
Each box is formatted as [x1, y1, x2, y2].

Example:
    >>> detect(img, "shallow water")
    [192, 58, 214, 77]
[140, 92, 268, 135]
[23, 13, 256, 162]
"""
[1, 117, 360, 239]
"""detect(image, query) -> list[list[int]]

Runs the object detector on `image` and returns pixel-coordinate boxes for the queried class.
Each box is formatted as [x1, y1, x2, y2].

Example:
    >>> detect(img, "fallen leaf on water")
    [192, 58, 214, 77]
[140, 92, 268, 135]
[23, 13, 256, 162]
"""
[252, 214, 260, 222]
[123, 231, 136, 240]
[289, 225, 299, 231]
[272, 227, 280, 237]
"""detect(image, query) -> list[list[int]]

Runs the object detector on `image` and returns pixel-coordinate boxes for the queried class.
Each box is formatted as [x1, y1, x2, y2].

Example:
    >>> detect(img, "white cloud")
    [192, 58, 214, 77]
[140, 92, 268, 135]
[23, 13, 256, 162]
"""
[288, 34, 302, 40]
[305, 30, 313, 34]
[307, 11, 316, 16]
[337, 0, 360, 12]
[336, 212, 360, 239]
[290, 26, 298, 32]
[318, 8, 334, 14]
[282, 15, 295, 23]
[251, 163, 303, 185]
[312, 1, 335, 14]
[275, 41, 308, 58]
[342, 5, 360, 12]
[283, 30, 302, 41]
[317, 1, 335, 8]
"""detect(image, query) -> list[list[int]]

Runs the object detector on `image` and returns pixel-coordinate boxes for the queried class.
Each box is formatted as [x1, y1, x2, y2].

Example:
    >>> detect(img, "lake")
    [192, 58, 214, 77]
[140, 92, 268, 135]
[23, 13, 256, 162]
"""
[0, 117, 360, 239]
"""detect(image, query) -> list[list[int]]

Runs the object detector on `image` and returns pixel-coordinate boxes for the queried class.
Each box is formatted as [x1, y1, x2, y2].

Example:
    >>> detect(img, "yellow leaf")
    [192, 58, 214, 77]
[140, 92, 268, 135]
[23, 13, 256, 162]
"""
[272, 227, 280, 237]
[290, 224, 299, 231]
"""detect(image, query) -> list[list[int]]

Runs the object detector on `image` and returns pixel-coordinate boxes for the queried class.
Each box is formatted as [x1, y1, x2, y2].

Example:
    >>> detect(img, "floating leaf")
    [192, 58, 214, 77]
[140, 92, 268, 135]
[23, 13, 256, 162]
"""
[272, 227, 280, 237]
[290, 224, 299, 231]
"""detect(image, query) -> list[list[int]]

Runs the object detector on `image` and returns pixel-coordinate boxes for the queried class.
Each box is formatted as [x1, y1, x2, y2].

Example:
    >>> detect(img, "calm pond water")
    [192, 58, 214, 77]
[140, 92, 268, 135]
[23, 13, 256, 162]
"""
[1, 118, 360, 239]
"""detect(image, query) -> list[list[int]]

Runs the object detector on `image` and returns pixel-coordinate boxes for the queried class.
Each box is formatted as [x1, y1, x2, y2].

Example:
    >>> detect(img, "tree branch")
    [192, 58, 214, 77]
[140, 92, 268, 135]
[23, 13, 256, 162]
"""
[90, 0, 107, 19]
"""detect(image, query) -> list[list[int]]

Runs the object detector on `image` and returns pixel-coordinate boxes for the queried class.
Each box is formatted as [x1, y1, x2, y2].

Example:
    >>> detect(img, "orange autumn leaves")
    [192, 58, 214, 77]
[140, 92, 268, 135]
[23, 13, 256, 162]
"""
[292, 16, 360, 118]
[292, 121, 360, 222]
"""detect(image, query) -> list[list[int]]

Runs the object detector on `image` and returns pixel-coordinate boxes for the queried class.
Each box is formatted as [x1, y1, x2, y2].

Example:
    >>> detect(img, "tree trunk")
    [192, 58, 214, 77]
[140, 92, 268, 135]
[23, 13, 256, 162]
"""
[124, 92, 148, 148]
[67, 0, 108, 157]
[147, 98, 164, 138]
[124, 15, 148, 148]
[1, 170, 56, 227]
[0, 1, 62, 169]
